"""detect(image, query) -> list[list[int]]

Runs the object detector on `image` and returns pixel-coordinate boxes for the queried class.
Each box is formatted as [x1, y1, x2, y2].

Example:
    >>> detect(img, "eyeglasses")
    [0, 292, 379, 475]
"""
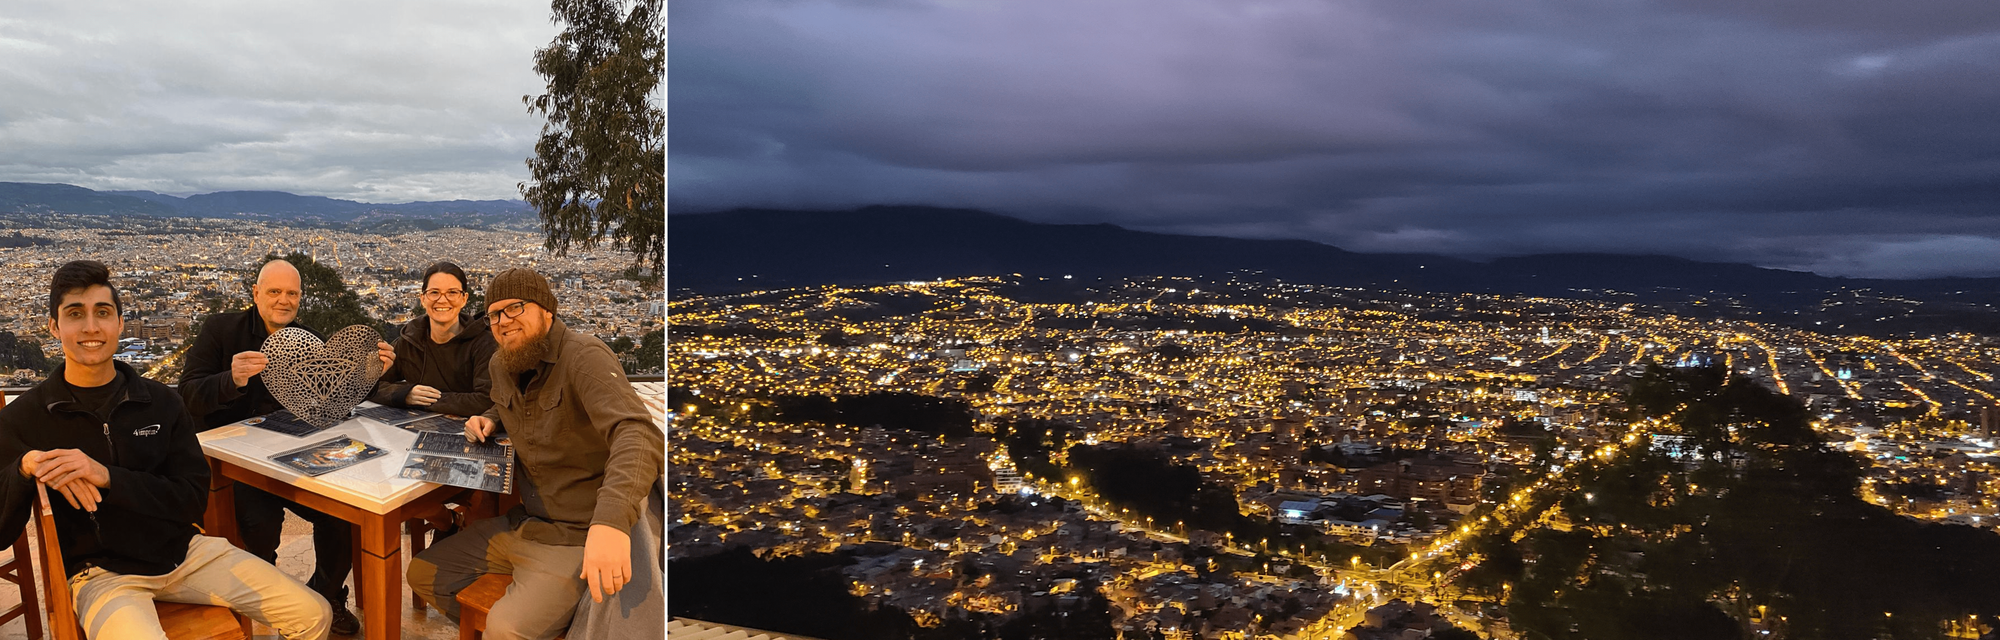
[421, 289, 467, 301]
[485, 300, 530, 324]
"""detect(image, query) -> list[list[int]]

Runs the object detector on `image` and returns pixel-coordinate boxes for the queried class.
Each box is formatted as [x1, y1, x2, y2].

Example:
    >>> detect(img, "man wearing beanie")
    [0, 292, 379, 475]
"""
[407, 267, 663, 639]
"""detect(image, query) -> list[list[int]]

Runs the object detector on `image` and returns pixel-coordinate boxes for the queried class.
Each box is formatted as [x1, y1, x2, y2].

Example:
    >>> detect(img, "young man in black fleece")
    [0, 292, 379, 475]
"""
[0, 260, 330, 639]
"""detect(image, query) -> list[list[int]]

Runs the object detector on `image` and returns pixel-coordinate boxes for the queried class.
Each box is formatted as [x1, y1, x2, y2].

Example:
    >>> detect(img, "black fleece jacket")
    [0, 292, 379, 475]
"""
[368, 314, 496, 417]
[0, 361, 210, 577]
[177, 306, 315, 429]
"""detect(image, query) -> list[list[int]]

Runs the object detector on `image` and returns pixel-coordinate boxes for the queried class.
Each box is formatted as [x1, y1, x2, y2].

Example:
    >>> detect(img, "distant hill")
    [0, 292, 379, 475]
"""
[670, 206, 2000, 336]
[378, 199, 533, 217]
[1, 183, 180, 217]
[102, 190, 191, 208]
[666, 206, 1828, 295]
[179, 190, 371, 218]
[5, 182, 531, 222]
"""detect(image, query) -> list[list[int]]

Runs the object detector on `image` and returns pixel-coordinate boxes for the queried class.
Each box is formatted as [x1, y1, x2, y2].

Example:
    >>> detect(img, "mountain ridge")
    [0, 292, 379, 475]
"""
[669, 205, 2000, 336]
[4, 182, 531, 222]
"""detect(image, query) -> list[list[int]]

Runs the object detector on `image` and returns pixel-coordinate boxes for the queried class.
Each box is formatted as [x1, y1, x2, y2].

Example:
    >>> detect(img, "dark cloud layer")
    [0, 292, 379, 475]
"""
[669, 0, 2000, 279]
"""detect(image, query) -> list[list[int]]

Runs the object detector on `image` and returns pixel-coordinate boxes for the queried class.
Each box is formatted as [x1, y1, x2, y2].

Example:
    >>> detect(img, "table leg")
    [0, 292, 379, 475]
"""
[359, 511, 402, 640]
[204, 461, 240, 547]
[351, 522, 366, 605]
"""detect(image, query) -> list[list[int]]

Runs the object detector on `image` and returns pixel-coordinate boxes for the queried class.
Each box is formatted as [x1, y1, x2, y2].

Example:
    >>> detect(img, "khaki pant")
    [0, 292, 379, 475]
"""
[69, 535, 332, 640]
[408, 515, 586, 640]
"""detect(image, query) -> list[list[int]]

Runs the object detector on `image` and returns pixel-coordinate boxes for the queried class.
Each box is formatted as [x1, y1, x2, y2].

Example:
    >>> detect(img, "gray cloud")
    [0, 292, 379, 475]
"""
[0, 0, 555, 201]
[669, 0, 2000, 278]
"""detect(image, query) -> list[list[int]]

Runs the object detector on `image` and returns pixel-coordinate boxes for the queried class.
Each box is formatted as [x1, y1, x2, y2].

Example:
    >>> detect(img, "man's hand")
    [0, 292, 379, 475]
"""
[465, 416, 497, 443]
[34, 449, 110, 490]
[50, 479, 102, 512]
[20, 450, 46, 479]
[579, 524, 632, 603]
[377, 341, 396, 372]
[31, 450, 109, 512]
[230, 351, 268, 389]
[407, 385, 442, 406]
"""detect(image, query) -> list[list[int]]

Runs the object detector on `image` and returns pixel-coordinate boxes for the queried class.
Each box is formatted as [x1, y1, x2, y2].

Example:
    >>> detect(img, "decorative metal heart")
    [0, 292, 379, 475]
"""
[262, 325, 385, 429]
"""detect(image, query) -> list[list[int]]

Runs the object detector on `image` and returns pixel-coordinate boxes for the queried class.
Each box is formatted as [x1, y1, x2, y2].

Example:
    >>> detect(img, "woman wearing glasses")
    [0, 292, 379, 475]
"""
[370, 261, 498, 417]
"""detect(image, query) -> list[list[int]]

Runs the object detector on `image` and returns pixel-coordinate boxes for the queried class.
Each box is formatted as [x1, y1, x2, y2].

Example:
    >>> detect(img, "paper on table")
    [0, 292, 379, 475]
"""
[397, 431, 515, 493]
[270, 435, 388, 477]
[353, 405, 433, 425]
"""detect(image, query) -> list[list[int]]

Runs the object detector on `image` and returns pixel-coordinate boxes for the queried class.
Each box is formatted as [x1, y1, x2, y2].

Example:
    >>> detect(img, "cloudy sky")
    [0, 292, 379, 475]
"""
[0, 0, 557, 203]
[671, 0, 2000, 278]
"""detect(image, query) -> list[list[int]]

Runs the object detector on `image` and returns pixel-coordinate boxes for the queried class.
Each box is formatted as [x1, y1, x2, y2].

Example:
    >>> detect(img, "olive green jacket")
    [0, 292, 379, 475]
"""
[482, 319, 663, 545]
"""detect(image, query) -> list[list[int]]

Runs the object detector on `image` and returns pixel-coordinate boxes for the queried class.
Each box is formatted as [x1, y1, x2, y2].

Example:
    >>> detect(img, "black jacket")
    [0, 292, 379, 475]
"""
[368, 314, 497, 417]
[178, 306, 315, 429]
[0, 361, 210, 577]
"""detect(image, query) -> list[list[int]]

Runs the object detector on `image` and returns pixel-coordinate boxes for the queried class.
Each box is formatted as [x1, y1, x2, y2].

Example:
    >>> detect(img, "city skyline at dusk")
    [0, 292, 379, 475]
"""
[669, 2, 2000, 638]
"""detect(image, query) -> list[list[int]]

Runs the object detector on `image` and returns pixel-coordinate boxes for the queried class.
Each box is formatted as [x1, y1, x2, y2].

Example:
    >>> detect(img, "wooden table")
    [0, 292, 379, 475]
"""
[195, 383, 667, 639]
[199, 407, 477, 640]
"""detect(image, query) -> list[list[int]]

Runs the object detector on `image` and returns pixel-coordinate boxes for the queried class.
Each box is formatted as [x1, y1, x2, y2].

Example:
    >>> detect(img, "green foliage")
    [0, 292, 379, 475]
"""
[621, 328, 662, 374]
[1476, 361, 2000, 639]
[1406, 508, 1433, 529]
[619, 263, 660, 285]
[998, 419, 1074, 481]
[463, 287, 486, 320]
[0, 330, 50, 373]
[771, 391, 975, 438]
[1432, 626, 1484, 640]
[520, 0, 663, 270]
[995, 579, 1117, 640]
[1067, 445, 1242, 533]
[1061, 442, 1391, 565]
[668, 547, 926, 640]
[668, 385, 711, 415]
[954, 371, 998, 394]
[671, 546, 1115, 639]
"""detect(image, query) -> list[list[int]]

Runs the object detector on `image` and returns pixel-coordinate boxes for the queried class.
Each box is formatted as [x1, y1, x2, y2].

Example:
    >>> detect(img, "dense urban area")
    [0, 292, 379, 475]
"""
[0, 213, 665, 382]
[667, 275, 2000, 640]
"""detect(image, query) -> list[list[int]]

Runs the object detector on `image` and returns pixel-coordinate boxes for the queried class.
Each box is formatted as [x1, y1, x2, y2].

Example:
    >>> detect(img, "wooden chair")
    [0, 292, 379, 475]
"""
[31, 483, 252, 640]
[0, 529, 42, 639]
[411, 489, 514, 614]
[405, 501, 468, 613]
[455, 574, 565, 640]
[0, 390, 35, 640]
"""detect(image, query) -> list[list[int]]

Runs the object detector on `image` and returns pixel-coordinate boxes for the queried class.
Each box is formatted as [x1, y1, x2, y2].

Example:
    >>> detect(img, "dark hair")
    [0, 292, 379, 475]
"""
[421, 261, 472, 295]
[48, 260, 121, 318]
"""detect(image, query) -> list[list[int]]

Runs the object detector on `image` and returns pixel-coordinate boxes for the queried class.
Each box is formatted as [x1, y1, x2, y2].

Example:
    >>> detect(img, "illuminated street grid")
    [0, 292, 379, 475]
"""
[668, 275, 1997, 638]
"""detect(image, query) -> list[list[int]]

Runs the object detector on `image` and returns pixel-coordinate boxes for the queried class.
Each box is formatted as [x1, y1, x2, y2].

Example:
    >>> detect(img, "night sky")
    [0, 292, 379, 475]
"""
[670, 1, 2000, 279]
